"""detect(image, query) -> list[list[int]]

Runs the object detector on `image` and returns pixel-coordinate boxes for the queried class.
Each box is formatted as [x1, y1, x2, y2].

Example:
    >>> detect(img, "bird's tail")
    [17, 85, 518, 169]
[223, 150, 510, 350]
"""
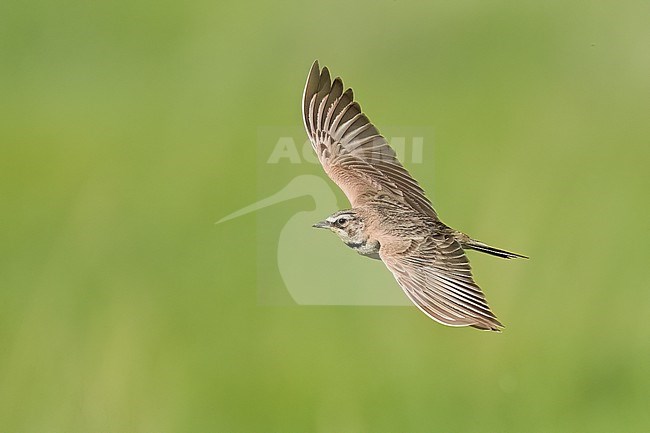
[465, 241, 528, 259]
[464, 239, 528, 259]
[453, 231, 528, 259]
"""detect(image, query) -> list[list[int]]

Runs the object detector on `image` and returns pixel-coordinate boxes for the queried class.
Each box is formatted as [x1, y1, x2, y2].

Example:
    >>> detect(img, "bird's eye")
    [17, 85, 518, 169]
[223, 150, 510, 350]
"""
[337, 218, 347, 226]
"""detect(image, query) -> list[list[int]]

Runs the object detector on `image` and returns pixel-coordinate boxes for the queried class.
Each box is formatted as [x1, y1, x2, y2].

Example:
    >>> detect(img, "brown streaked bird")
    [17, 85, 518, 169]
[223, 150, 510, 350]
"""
[303, 61, 527, 331]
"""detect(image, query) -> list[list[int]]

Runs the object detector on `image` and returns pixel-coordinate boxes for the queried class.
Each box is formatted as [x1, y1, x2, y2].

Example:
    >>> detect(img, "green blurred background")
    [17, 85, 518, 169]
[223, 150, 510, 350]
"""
[1, 0, 649, 431]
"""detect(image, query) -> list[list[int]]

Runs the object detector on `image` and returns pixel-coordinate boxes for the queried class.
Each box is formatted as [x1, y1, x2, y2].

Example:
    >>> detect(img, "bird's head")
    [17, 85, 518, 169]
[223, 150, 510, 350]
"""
[312, 210, 366, 245]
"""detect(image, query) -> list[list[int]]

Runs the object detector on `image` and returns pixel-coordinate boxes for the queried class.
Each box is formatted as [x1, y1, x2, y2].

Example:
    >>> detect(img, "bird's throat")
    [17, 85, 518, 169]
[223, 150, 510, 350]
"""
[344, 238, 381, 260]
[344, 240, 365, 249]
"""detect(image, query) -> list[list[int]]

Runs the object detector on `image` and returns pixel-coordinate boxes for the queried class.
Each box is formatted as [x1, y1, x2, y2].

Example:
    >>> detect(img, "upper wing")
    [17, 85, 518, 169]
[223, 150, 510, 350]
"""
[379, 233, 503, 331]
[302, 61, 438, 218]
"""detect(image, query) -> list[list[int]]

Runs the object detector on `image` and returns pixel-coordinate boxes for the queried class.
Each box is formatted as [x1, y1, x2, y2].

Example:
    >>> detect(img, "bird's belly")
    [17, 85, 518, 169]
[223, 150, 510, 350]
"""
[345, 239, 381, 260]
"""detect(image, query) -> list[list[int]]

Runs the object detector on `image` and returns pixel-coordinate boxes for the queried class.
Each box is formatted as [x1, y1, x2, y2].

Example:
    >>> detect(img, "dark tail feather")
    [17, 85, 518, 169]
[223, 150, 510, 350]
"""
[465, 240, 528, 259]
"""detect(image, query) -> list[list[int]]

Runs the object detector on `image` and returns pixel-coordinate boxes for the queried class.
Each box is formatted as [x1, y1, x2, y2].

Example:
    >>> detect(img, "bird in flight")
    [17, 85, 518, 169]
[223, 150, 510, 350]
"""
[303, 61, 527, 331]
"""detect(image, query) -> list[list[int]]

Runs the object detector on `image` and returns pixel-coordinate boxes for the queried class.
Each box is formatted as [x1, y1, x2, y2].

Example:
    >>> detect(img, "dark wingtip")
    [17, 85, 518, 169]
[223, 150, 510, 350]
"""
[309, 60, 320, 77]
[306, 60, 321, 88]
[471, 321, 505, 332]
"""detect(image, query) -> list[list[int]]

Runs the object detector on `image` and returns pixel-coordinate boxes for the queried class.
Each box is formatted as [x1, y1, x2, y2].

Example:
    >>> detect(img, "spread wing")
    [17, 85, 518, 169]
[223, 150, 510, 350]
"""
[302, 60, 438, 218]
[379, 233, 503, 331]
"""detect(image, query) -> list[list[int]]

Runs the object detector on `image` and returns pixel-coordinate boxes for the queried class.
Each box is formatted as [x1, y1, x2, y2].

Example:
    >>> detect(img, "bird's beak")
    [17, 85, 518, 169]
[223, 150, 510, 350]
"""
[312, 220, 329, 229]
